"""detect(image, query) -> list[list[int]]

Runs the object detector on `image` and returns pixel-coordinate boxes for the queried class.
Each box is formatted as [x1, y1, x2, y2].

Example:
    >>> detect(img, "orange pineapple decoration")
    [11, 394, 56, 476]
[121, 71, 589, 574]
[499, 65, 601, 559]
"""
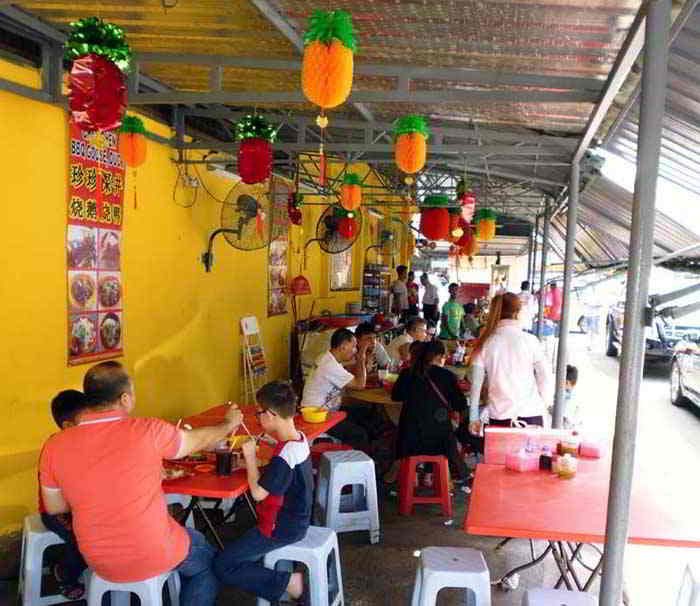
[301, 10, 356, 110]
[394, 115, 429, 174]
[340, 172, 362, 210]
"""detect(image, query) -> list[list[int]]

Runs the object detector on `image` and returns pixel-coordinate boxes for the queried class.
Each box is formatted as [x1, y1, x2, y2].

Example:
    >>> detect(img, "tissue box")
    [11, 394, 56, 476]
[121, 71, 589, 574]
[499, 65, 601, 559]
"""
[505, 450, 539, 472]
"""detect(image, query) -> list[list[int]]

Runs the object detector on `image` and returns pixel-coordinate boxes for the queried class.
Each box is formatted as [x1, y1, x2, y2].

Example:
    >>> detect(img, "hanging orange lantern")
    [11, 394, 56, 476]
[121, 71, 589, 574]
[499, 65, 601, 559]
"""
[393, 115, 428, 174]
[340, 172, 362, 210]
[419, 194, 450, 241]
[119, 115, 147, 167]
[301, 10, 356, 109]
[475, 208, 497, 241]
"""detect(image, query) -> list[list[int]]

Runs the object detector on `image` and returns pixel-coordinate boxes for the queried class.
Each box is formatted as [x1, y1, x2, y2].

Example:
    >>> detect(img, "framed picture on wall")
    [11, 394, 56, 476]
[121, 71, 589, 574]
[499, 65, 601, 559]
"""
[330, 248, 353, 291]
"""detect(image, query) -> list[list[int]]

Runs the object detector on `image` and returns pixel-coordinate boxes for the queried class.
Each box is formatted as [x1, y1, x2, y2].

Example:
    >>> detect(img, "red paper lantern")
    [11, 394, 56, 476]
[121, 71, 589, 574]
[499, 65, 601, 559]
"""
[419, 208, 449, 241]
[119, 132, 147, 167]
[338, 217, 357, 239]
[238, 138, 272, 184]
[288, 193, 302, 225]
[455, 218, 472, 248]
[69, 54, 127, 131]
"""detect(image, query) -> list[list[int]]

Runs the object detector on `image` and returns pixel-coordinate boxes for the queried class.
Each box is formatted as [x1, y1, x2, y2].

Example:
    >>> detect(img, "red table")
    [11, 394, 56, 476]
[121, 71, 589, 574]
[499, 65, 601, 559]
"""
[483, 426, 575, 465]
[162, 405, 346, 547]
[465, 461, 700, 590]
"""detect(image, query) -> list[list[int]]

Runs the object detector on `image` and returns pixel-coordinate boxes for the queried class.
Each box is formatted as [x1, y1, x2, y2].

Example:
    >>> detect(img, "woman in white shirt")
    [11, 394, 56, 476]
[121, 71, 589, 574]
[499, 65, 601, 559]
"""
[468, 292, 553, 435]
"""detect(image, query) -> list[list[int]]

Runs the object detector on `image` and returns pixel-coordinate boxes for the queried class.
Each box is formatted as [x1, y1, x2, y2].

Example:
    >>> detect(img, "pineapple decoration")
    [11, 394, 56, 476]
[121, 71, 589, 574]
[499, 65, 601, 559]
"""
[119, 115, 148, 168]
[301, 10, 357, 185]
[64, 17, 130, 131]
[475, 208, 498, 241]
[394, 115, 429, 174]
[235, 114, 277, 185]
[419, 195, 451, 241]
[340, 173, 362, 211]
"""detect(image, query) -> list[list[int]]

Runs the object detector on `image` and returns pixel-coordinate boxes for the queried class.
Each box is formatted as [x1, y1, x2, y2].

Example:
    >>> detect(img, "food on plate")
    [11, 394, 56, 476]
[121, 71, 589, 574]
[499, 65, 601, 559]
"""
[67, 230, 96, 268]
[98, 276, 121, 308]
[70, 315, 97, 355]
[162, 467, 191, 481]
[99, 231, 120, 270]
[278, 269, 286, 287]
[70, 274, 95, 308]
[194, 463, 215, 473]
[100, 312, 121, 350]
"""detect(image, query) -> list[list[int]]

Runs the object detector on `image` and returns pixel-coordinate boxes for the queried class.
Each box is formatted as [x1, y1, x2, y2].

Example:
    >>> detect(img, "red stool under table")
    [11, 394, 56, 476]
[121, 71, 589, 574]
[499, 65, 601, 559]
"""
[398, 455, 452, 517]
[310, 442, 352, 471]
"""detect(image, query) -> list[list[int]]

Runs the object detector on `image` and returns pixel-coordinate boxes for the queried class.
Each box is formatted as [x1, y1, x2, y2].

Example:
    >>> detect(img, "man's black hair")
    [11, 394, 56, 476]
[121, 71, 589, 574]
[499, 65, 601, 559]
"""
[566, 365, 579, 385]
[354, 322, 376, 339]
[330, 328, 355, 350]
[51, 390, 88, 428]
[406, 317, 427, 333]
[83, 360, 131, 406]
[521, 280, 530, 290]
[256, 381, 297, 419]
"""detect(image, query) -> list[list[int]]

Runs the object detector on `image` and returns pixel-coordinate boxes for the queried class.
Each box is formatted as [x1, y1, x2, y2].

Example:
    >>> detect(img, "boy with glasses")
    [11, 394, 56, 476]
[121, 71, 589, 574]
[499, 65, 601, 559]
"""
[215, 381, 311, 603]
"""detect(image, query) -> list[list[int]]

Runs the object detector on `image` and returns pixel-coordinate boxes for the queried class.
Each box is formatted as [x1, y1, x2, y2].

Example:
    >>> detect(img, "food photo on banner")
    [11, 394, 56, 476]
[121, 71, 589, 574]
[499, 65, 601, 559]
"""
[66, 121, 125, 365]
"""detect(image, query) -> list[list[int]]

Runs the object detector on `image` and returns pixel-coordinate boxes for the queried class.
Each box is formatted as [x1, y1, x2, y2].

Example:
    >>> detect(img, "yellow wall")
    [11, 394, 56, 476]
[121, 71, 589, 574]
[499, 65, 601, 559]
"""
[0, 59, 406, 533]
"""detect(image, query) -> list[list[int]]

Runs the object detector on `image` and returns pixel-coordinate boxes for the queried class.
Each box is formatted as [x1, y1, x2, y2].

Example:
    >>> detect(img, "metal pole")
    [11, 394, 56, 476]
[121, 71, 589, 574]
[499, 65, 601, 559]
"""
[552, 163, 580, 428]
[531, 214, 541, 290]
[536, 201, 551, 338]
[526, 230, 534, 286]
[599, 1, 670, 604]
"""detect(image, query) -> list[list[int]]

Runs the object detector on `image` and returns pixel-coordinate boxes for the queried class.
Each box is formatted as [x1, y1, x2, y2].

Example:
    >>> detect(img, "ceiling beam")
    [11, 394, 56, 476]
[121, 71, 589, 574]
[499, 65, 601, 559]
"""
[134, 52, 605, 92]
[126, 88, 599, 106]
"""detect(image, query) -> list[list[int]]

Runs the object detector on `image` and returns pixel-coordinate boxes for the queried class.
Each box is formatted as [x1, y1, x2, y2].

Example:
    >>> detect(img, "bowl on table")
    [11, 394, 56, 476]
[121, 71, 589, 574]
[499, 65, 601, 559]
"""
[300, 407, 328, 423]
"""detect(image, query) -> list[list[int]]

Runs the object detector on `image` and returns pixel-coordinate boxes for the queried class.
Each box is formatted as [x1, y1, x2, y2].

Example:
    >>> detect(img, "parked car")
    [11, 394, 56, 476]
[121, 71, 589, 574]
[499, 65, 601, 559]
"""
[671, 340, 700, 408]
[607, 301, 700, 366]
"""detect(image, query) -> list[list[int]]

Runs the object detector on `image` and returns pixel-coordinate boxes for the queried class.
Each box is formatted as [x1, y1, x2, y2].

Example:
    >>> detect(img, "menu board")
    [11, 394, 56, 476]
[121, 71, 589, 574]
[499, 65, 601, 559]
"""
[66, 120, 125, 365]
[268, 236, 288, 316]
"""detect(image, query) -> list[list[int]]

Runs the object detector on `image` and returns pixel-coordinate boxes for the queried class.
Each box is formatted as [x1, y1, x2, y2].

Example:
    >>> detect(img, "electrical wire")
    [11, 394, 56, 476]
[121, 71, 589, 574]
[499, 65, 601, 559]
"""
[193, 163, 229, 205]
[172, 163, 197, 208]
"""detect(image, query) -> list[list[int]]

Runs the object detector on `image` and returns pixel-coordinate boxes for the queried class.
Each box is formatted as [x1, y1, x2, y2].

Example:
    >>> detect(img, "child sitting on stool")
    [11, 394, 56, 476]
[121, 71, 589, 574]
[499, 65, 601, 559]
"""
[214, 381, 311, 603]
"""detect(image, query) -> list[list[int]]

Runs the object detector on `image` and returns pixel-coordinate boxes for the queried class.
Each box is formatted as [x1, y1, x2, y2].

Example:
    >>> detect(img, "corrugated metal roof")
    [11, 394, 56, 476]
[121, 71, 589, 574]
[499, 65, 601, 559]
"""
[605, 2, 700, 196]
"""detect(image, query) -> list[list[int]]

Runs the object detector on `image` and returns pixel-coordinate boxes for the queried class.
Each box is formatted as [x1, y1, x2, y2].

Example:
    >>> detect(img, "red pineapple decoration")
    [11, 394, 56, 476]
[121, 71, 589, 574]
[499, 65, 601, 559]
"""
[235, 115, 277, 185]
[64, 17, 131, 131]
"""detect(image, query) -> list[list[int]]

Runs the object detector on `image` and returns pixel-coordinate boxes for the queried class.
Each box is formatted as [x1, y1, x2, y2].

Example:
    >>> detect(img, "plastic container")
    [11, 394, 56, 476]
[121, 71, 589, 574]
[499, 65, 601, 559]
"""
[505, 449, 539, 472]
[300, 406, 328, 423]
[559, 436, 580, 456]
[557, 453, 578, 479]
[579, 441, 603, 459]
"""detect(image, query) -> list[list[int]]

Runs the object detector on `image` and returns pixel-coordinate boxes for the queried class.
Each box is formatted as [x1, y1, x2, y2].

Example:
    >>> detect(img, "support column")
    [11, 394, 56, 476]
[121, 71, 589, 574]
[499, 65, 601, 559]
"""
[599, 1, 670, 604]
[531, 214, 541, 289]
[536, 202, 551, 339]
[526, 228, 534, 286]
[552, 163, 580, 428]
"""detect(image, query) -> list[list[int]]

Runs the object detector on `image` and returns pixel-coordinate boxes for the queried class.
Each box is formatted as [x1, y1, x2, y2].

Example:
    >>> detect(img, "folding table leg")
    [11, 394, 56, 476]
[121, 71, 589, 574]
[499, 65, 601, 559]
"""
[550, 542, 574, 590]
[243, 492, 258, 520]
[494, 542, 553, 589]
[558, 541, 585, 590]
[193, 501, 225, 550]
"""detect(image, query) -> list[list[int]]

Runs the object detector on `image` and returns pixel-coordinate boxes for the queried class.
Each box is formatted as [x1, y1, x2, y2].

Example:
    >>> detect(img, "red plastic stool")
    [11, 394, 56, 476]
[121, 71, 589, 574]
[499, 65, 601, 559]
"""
[398, 455, 452, 517]
[310, 443, 352, 471]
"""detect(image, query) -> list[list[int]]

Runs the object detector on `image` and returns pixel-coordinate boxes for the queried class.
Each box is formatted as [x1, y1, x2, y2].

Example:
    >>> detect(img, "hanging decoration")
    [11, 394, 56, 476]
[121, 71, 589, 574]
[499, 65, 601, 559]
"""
[332, 205, 357, 240]
[65, 18, 130, 132]
[394, 115, 429, 174]
[301, 10, 356, 110]
[457, 177, 476, 222]
[419, 194, 450, 241]
[455, 217, 472, 248]
[288, 192, 303, 226]
[235, 114, 277, 185]
[118, 115, 147, 167]
[340, 172, 362, 210]
[475, 208, 498, 241]
[448, 207, 463, 242]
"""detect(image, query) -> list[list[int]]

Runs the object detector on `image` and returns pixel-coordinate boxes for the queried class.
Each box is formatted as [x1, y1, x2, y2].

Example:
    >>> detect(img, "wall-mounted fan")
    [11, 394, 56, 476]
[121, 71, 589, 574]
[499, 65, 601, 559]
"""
[202, 176, 290, 271]
[365, 217, 403, 266]
[302, 204, 363, 268]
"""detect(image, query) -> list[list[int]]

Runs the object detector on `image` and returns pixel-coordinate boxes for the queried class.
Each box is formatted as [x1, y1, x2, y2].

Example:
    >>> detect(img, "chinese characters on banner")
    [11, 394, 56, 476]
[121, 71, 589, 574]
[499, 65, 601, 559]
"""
[66, 120, 125, 365]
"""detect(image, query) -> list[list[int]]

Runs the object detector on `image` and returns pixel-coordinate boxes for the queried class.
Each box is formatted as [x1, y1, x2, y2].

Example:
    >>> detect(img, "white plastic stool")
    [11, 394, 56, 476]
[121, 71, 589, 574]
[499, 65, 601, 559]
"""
[678, 563, 700, 606]
[18, 514, 73, 606]
[86, 569, 180, 606]
[256, 526, 343, 606]
[410, 547, 491, 606]
[314, 450, 380, 544]
[522, 589, 597, 605]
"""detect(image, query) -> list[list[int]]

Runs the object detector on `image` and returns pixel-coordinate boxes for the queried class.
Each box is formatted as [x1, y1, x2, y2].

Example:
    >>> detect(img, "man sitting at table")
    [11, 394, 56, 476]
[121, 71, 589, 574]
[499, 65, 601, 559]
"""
[354, 321, 391, 375]
[301, 328, 373, 450]
[387, 317, 428, 364]
[38, 361, 243, 606]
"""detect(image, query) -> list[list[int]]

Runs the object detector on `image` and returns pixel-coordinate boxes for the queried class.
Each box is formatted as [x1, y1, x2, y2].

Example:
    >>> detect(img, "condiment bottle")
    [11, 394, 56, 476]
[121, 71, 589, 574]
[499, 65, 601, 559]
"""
[539, 446, 552, 471]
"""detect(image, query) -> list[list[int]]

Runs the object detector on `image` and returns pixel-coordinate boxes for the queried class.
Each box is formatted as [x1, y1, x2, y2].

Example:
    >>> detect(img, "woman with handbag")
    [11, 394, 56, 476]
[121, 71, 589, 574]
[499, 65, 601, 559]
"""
[389, 340, 469, 485]
[467, 292, 553, 436]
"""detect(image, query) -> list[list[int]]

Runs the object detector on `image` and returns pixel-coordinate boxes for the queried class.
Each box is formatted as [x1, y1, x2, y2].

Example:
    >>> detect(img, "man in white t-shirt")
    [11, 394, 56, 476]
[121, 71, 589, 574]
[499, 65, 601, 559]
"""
[301, 328, 373, 450]
[390, 265, 409, 318]
[420, 273, 440, 327]
[517, 280, 536, 331]
[387, 317, 428, 364]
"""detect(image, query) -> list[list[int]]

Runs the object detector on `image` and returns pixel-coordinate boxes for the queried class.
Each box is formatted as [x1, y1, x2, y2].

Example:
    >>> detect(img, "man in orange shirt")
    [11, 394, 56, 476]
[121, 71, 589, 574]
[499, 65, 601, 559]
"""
[39, 361, 242, 606]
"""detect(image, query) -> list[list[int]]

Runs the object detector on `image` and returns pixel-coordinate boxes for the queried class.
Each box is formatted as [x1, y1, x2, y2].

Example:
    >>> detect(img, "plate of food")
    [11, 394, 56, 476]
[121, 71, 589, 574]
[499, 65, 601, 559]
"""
[69, 315, 97, 356]
[99, 230, 120, 270]
[67, 226, 97, 269]
[194, 463, 215, 473]
[98, 275, 121, 308]
[69, 273, 96, 309]
[162, 466, 193, 481]
[99, 312, 121, 350]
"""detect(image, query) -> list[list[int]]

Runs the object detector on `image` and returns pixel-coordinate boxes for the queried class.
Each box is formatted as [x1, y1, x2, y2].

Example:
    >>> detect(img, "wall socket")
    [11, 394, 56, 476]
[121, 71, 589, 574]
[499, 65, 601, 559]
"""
[184, 175, 200, 188]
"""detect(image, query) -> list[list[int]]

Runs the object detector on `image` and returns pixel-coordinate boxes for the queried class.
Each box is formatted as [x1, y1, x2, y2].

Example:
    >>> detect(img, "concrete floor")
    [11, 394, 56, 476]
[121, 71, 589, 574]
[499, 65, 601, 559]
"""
[3, 333, 700, 606]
